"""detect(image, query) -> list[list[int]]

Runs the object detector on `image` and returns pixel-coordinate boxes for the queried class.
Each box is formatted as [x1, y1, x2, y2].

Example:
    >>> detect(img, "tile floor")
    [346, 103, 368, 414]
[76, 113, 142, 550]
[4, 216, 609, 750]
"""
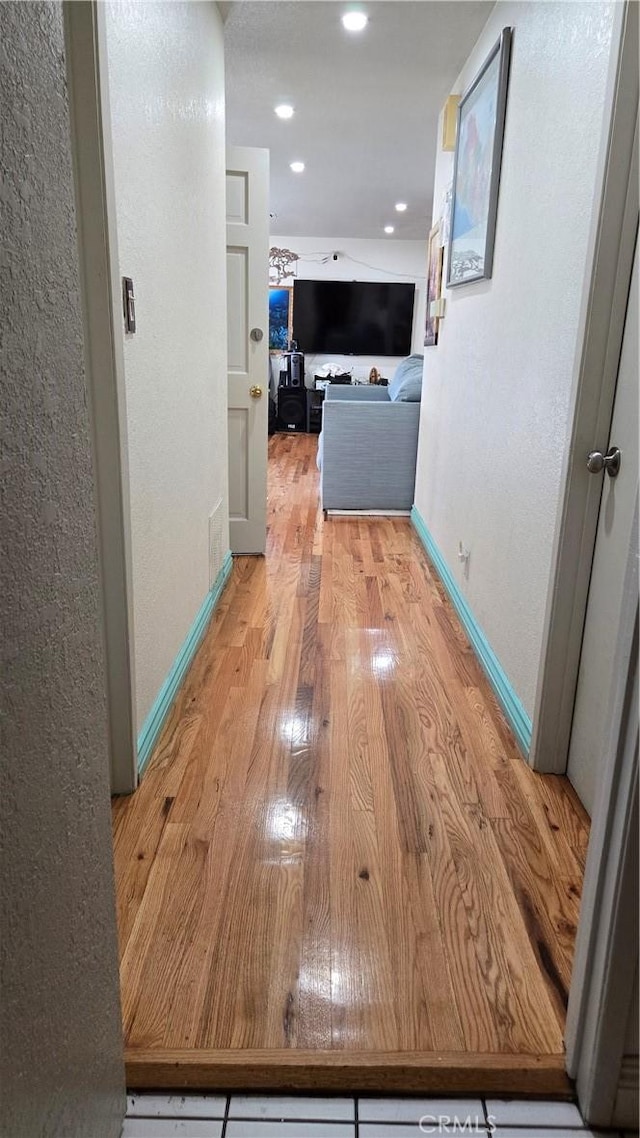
[123, 1094, 635, 1137]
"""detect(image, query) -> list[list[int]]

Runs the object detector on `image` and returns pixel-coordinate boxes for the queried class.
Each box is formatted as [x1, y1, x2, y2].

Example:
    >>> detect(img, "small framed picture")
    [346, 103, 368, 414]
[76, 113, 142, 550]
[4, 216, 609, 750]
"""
[269, 286, 293, 352]
[447, 27, 512, 287]
[424, 223, 444, 347]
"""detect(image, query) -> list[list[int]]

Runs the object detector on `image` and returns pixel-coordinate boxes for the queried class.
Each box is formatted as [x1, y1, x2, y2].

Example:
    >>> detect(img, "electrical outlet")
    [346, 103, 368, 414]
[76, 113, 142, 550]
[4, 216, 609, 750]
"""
[458, 541, 470, 579]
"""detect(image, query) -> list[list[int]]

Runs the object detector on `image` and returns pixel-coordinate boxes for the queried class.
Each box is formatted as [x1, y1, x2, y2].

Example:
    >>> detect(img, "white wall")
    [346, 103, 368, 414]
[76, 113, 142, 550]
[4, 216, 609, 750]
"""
[105, 0, 229, 734]
[271, 235, 426, 385]
[1, 3, 124, 1135]
[413, 2, 619, 721]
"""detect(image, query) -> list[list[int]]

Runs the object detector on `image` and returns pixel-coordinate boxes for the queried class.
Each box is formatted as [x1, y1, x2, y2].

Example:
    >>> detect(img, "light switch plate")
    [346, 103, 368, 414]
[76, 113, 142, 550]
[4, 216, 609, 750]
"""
[123, 276, 136, 333]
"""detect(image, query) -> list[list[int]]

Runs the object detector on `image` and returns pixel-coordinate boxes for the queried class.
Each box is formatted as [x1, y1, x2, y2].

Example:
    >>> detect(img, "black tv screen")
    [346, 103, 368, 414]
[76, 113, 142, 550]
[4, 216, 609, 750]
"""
[292, 280, 415, 356]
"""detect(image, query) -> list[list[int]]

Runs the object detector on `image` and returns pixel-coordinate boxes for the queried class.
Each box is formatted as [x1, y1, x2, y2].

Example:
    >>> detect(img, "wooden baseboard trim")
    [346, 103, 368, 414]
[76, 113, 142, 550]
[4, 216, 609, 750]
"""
[125, 1049, 572, 1096]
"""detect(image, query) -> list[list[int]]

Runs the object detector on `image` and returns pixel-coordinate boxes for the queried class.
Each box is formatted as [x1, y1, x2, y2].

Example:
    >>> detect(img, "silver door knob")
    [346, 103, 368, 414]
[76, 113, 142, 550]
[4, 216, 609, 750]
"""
[250, 327, 264, 342]
[586, 446, 621, 478]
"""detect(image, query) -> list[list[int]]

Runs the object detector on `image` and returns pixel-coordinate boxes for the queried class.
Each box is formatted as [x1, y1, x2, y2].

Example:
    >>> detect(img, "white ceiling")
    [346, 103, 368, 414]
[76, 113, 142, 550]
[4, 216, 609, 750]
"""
[224, 1, 493, 240]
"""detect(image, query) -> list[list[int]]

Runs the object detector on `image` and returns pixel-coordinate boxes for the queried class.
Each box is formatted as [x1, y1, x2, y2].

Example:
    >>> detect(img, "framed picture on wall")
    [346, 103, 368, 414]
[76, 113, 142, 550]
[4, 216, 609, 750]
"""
[269, 286, 293, 352]
[447, 27, 512, 287]
[424, 222, 444, 347]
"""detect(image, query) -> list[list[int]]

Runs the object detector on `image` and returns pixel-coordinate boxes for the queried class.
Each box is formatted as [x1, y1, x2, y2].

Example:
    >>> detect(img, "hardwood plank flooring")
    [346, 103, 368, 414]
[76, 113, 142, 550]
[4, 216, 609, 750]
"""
[113, 432, 588, 1092]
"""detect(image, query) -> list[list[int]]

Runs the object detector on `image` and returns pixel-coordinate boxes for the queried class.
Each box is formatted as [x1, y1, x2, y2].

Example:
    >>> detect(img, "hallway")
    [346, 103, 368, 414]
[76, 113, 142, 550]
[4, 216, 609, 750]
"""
[113, 434, 589, 1092]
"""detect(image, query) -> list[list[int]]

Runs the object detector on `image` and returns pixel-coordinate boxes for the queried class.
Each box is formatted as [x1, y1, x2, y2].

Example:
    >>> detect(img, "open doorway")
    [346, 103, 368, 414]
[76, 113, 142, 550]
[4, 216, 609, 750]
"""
[76, 0, 636, 1110]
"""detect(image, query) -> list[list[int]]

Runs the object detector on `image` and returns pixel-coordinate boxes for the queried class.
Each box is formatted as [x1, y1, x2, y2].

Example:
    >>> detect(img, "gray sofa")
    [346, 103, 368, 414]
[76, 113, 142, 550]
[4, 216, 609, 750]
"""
[317, 374, 421, 512]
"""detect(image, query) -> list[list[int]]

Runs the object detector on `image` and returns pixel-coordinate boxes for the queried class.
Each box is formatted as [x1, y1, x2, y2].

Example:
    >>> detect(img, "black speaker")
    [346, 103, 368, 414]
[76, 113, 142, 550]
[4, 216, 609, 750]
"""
[279, 350, 305, 388]
[276, 384, 306, 432]
[288, 351, 304, 387]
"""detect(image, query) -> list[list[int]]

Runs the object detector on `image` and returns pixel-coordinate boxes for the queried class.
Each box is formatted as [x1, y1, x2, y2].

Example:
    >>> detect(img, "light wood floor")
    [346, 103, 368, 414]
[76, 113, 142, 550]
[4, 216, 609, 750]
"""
[113, 432, 589, 1093]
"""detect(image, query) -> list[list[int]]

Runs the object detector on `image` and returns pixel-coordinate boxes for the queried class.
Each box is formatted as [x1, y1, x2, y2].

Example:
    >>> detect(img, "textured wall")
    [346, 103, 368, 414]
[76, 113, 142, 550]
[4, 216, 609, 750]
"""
[104, 0, 230, 734]
[414, 1, 618, 719]
[0, 3, 125, 1136]
[270, 235, 427, 384]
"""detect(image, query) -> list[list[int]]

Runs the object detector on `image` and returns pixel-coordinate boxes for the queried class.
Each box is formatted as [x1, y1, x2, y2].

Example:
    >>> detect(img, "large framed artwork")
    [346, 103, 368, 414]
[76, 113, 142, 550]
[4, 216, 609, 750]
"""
[447, 27, 512, 287]
[269, 286, 293, 352]
[424, 223, 444, 347]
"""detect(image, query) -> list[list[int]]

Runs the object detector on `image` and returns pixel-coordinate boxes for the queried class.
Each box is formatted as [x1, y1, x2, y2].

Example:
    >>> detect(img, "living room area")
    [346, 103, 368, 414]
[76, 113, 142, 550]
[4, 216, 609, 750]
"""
[268, 243, 426, 514]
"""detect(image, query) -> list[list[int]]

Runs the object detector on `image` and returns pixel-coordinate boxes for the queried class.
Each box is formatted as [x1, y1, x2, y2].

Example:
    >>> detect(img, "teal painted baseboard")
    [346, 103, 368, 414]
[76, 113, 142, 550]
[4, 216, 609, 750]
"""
[137, 550, 234, 776]
[411, 506, 532, 756]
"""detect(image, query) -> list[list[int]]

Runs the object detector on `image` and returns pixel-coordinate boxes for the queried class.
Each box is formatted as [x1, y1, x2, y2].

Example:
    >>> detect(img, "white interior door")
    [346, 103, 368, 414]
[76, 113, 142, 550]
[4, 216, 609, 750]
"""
[567, 239, 639, 814]
[226, 146, 269, 555]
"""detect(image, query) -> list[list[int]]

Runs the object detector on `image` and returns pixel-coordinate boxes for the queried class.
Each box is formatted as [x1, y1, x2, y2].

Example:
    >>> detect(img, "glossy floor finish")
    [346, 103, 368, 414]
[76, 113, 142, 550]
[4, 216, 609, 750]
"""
[113, 433, 590, 1091]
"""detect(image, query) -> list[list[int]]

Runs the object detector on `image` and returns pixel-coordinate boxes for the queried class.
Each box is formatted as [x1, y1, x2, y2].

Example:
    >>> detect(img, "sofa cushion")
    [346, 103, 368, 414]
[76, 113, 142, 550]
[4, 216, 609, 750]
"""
[388, 354, 424, 402]
[325, 384, 390, 402]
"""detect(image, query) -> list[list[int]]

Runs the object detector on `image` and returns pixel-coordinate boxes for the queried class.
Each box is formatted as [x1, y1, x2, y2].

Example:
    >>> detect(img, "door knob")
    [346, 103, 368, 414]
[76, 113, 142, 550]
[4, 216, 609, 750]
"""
[250, 328, 264, 342]
[250, 385, 263, 399]
[586, 446, 621, 478]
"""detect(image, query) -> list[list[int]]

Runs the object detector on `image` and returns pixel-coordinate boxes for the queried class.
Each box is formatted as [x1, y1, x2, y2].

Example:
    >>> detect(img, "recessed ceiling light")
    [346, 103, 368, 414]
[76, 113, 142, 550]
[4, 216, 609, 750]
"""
[395, 202, 408, 212]
[290, 161, 305, 173]
[384, 225, 395, 234]
[342, 10, 368, 32]
[275, 104, 294, 119]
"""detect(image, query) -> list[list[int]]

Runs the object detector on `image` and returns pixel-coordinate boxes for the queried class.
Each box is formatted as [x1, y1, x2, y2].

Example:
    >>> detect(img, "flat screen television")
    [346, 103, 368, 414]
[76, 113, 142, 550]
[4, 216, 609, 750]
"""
[292, 280, 415, 356]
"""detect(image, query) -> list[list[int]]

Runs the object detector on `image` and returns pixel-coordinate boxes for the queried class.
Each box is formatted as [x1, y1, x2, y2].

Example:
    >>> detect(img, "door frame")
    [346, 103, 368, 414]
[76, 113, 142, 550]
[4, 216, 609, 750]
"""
[565, 503, 638, 1125]
[64, 0, 138, 794]
[530, 0, 638, 776]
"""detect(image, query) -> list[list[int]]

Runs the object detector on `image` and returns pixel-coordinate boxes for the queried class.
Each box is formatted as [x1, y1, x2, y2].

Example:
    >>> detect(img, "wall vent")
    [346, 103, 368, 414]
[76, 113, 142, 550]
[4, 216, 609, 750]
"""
[209, 498, 225, 588]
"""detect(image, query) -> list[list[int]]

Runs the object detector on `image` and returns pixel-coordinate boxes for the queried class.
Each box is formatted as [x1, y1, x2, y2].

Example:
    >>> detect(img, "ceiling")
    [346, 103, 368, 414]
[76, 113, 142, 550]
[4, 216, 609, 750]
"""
[223, 1, 493, 240]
